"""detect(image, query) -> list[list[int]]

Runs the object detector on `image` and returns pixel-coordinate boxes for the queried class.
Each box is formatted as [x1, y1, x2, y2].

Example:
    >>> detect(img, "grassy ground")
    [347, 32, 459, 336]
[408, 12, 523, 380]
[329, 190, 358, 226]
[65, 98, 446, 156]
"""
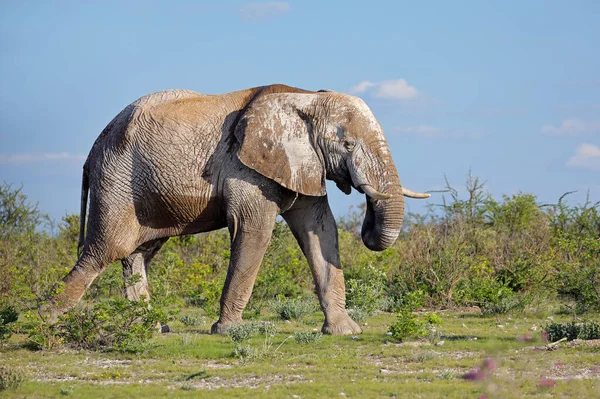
[1, 308, 600, 398]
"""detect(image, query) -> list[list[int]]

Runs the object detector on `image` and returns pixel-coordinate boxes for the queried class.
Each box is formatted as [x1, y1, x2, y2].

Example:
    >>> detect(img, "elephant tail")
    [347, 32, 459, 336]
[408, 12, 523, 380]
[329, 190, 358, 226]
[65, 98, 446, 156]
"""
[77, 165, 89, 257]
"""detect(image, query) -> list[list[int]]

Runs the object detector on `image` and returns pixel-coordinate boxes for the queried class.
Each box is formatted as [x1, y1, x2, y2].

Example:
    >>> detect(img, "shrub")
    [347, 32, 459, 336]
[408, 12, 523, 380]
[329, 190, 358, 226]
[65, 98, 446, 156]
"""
[396, 290, 426, 311]
[388, 311, 422, 342]
[20, 311, 62, 350]
[345, 276, 385, 318]
[232, 344, 259, 362]
[543, 321, 600, 342]
[255, 321, 278, 336]
[228, 321, 279, 363]
[0, 366, 24, 391]
[389, 311, 442, 343]
[0, 307, 18, 342]
[579, 321, 600, 340]
[228, 321, 278, 343]
[388, 290, 441, 342]
[293, 331, 322, 344]
[347, 307, 370, 323]
[228, 323, 259, 343]
[457, 277, 528, 315]
[269, 296, 317, 320]
[22, 297, 176, 353]
[179, 315, 201, 326]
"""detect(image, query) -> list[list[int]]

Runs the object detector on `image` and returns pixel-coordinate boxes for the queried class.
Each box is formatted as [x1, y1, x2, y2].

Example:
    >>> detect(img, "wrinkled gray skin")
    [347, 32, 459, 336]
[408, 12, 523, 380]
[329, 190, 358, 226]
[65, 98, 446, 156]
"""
[50, 84, 429, 335]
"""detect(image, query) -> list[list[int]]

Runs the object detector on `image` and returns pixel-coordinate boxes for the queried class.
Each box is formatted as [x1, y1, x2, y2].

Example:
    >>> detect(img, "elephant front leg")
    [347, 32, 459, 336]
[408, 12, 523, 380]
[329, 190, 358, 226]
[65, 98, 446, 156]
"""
[283, 197, 362, 335]
[211, 221, 274, 334]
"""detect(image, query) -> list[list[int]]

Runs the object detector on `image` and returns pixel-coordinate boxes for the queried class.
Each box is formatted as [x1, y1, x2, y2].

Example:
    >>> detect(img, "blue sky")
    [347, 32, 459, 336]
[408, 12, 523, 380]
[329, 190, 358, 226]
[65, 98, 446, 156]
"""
[1, 1, 599, 222]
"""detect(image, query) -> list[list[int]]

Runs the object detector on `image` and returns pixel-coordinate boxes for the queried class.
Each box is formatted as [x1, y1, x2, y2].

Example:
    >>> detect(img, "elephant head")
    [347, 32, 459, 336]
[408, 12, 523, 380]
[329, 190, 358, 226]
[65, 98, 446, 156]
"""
[234, 91, 429, 251]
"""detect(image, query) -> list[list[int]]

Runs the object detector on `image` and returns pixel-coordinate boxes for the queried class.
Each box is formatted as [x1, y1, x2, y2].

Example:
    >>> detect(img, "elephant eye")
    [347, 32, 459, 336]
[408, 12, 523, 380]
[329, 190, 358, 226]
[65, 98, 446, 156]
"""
[343, 137, 356, 151]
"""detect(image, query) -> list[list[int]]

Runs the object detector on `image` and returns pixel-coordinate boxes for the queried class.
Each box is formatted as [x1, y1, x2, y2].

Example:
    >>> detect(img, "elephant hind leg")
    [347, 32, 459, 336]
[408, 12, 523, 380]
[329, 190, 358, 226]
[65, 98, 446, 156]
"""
[48, 246, 116, 322]
[121, 238, 168, 302]
[50, 209, 144, 322]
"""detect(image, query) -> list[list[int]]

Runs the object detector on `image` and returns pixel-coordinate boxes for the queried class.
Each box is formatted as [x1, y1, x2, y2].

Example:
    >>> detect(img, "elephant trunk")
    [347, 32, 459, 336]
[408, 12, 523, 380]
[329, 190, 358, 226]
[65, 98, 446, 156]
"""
[359, 172, 405, 252]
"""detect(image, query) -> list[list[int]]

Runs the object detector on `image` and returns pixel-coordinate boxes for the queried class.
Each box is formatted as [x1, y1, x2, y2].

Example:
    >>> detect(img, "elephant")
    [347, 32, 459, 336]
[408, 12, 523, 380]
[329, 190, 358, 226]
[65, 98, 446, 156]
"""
[49, 84, 430, 335]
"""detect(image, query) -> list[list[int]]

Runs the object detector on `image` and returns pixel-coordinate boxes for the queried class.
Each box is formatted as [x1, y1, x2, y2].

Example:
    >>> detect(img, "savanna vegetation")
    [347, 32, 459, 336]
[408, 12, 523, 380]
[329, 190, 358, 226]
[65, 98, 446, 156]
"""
[1, 173, 599, 398]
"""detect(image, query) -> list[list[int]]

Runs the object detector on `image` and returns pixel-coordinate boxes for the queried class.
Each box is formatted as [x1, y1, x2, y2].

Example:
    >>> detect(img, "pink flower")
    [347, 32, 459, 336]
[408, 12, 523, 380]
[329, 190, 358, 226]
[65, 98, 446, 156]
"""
[541, 331, 549, 342]
[462, 369, 485, 381]
[482, 357, 496, 372]
[517, 333, 533, 342]
[462, 358, 497, 381]
[554, 361, 564, 369]
[539, 378, 556, 388]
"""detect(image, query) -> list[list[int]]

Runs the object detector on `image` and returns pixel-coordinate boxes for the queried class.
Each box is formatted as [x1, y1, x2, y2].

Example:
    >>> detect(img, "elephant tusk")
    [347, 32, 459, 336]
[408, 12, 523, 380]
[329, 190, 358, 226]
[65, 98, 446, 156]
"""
[402, 187, 431, 199]
[360, 184, 392, 200]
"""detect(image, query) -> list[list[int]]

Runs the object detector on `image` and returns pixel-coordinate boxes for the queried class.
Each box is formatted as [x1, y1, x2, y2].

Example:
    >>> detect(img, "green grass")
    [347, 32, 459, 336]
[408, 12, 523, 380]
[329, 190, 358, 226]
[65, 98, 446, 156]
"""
[2, 309, 600, 398]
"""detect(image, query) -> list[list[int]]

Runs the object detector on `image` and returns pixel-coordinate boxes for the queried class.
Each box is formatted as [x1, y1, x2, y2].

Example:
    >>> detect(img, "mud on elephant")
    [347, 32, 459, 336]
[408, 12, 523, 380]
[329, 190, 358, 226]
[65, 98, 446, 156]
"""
[49, 84, 429, 335]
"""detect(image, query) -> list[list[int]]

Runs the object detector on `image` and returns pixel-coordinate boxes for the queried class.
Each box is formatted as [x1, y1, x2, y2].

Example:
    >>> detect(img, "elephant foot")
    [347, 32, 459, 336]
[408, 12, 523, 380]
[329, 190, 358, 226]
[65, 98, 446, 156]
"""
[210, 319, 242, 335]
[322, 314, 363, 335]
[155, 323, 170, 333]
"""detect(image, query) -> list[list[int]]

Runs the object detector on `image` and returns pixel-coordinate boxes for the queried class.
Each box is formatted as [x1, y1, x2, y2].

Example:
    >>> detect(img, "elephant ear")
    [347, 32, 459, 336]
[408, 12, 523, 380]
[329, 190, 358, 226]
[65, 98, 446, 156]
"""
[234, 94, 326, 196]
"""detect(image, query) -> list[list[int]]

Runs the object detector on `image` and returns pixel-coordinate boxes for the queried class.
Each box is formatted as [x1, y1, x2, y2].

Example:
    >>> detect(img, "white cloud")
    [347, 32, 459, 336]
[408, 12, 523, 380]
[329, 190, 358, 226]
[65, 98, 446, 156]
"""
[542, 118, 600, 136]
[566, 143, 600, 169]
[238, 2, 290, 21]
[0, 152, 86, 164]
[348, 81, 375, 94]
[349, 79, 420, 100]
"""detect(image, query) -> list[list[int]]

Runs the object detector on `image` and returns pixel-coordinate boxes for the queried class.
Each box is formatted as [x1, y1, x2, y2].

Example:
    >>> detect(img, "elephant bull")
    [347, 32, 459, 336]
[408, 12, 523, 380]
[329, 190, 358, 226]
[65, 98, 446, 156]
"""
[51, 84, 429, 335]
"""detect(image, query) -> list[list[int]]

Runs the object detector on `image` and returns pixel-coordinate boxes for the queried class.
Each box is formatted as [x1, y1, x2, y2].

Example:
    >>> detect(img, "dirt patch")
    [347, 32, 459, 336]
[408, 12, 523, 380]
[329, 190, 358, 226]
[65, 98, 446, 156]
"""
[564, 339, 600, 348]
[79, 358, 132, 368]
[182, 374, 309, 390]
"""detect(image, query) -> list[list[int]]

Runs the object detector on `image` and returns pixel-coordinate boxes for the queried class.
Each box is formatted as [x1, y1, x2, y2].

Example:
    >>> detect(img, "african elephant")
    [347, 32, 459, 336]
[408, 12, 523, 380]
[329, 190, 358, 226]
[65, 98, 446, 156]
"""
[50, 84, 429, 335]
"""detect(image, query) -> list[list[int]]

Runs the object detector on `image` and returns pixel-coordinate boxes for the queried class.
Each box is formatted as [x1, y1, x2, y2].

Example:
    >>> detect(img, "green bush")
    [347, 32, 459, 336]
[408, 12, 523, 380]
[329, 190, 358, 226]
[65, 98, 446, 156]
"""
[388, 311, 422, 342]
[457, 277, 528, 315]
[388, 290, 441, 342]
[269, 296, 318, 320]
[64, 298, 174, 353]
[22, 297, 176, 353]
[228, 322, 257, 343]
[228, 321, 279, 363]
[0, 366, 24, 391]
[543, 321, 600, 342]
[347, 307, 370, 323]
[179, 315, 201, 326]
[232, 344, 259, 362]
[20, 311, 62, 350]
[389, 311, 442, 342]
[0, 307, 18, 342]
[346, 276, 385, 317]
[228, 321, 278, 343]
[293, 331, 322, 344]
